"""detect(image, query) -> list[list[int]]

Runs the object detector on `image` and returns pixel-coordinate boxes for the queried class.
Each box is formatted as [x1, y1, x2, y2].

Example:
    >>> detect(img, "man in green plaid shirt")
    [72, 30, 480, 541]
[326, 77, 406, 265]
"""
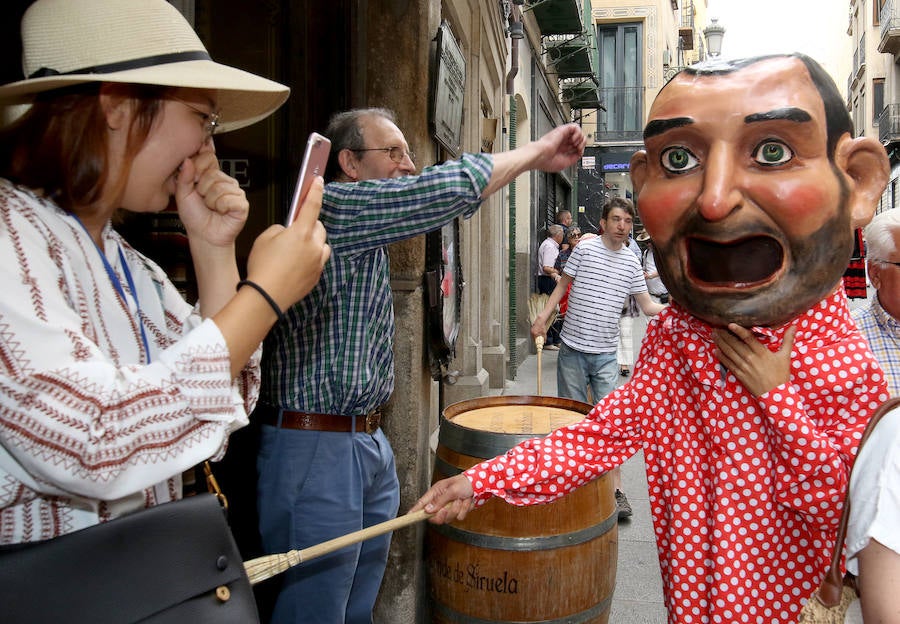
[254, 107, 586, 623]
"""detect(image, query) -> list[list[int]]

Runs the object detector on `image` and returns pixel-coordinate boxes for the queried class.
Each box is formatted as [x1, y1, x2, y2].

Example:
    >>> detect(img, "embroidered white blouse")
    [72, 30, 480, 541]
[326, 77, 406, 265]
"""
[0, 179, 259, 544]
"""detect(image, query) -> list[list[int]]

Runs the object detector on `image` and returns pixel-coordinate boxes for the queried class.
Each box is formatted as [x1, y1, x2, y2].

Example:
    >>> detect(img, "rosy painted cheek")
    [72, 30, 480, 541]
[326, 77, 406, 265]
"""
[636, 187, 693, 240]
[758, 184, 835, 234]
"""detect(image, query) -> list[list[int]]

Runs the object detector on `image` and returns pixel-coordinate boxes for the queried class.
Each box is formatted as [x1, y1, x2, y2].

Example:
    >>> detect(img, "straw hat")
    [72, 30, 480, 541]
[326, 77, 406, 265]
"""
[0, 0, 289, 132]
[635, 229, 650, 242]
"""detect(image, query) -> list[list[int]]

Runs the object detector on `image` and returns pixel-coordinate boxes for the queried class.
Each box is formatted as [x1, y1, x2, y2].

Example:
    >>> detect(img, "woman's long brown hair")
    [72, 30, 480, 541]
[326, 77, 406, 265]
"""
[0, 83, 170, 213]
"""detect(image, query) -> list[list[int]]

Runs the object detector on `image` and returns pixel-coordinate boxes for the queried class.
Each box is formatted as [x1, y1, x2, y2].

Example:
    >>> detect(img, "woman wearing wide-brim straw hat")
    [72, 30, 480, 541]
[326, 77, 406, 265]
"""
[0, 0, 329, 548]
[0, 0, 290, 131]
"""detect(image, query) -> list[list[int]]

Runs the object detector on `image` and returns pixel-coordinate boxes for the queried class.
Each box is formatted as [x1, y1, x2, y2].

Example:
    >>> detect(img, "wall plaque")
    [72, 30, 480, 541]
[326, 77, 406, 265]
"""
[430, 21, 466, 156]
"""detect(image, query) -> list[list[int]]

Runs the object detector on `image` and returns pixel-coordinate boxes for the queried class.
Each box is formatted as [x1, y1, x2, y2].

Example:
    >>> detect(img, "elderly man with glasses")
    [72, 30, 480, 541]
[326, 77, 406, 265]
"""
[251, 107, 586, 623]
[852, 209, 900, 396]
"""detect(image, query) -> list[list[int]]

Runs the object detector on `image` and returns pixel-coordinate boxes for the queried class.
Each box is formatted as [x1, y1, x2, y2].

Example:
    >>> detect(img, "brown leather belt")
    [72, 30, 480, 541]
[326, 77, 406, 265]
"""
[256, 404, 382, 434]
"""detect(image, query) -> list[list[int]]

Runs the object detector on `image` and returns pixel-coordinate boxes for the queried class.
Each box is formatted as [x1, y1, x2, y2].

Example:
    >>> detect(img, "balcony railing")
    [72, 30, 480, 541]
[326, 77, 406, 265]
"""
[879, 103, 900, 145]
[594, 129, 644, 143]
[861, 33, 867, 68]
[854, 33, 866, 80]
[879, 0, 900, 54]
[545, 33, 597, 78]
[560, 77, 602, 109]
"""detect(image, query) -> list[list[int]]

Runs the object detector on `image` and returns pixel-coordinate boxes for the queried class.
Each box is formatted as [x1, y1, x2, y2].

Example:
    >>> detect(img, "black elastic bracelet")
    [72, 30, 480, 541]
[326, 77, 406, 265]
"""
[237, 280, 286, 324]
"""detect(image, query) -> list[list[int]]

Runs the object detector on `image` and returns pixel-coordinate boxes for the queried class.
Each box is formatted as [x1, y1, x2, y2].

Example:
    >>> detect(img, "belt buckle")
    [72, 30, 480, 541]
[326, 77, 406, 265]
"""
[365, 410, 380, 435]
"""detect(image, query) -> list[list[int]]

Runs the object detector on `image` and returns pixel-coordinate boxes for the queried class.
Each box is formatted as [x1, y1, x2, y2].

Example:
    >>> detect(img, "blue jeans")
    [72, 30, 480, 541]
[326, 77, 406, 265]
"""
[257, 424, 400, 624]
[556, 341, 618, 403]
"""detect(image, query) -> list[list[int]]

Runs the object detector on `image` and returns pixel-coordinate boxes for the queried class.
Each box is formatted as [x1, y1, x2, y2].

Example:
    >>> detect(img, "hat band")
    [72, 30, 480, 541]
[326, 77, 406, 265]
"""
[27, 50, 212, 79]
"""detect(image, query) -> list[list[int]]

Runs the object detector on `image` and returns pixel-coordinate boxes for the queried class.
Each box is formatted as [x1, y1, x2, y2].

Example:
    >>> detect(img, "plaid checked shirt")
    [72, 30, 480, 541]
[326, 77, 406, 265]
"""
[852, 294, 900, 396]
[260, 153, 492, 415]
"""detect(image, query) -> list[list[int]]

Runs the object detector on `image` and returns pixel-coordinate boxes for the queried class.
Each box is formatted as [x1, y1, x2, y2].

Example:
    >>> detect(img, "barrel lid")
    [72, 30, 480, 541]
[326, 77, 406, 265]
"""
[439, 396, 593, 458]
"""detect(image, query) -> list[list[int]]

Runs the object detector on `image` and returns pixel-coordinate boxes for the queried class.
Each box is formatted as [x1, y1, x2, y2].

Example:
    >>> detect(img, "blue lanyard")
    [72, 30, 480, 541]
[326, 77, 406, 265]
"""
[72, 215, 152, 363]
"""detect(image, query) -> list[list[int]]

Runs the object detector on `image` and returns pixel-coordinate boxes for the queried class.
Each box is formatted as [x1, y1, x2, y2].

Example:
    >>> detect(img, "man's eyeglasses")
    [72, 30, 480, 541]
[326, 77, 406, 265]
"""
[352, 146, 415, 163]
[173, 98, 220, 140]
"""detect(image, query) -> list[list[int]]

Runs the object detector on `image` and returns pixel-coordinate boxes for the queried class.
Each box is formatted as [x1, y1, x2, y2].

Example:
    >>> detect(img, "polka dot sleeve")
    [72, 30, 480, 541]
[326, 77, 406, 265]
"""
[463, 385, 643, 506]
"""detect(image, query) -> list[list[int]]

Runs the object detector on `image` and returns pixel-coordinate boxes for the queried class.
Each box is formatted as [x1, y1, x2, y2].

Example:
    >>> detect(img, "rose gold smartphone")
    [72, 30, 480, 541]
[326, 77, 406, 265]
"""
[285, 132, 331, 225]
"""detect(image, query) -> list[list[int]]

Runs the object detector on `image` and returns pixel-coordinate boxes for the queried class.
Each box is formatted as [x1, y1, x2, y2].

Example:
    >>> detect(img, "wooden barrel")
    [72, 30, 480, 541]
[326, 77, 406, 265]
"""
[427, 396, 617, 624]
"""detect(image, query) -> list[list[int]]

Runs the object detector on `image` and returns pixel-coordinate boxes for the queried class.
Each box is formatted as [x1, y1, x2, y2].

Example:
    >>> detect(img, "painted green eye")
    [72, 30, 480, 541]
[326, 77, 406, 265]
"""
[754, 141, 793, 165]
[660, 146, 699, 173]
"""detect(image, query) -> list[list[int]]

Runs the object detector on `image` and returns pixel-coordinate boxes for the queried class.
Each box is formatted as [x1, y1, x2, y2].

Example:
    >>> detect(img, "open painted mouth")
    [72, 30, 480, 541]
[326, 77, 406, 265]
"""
[687, 236, 784, 286]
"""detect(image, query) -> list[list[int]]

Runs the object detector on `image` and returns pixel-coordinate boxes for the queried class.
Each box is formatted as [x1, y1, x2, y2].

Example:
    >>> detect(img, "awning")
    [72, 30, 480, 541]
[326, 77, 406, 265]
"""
[529, 0, 583, 36]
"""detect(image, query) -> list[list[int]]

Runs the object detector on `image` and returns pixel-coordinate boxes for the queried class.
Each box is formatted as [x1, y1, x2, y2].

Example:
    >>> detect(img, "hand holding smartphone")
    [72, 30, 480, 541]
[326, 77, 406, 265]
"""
[285, 132, 331, 226]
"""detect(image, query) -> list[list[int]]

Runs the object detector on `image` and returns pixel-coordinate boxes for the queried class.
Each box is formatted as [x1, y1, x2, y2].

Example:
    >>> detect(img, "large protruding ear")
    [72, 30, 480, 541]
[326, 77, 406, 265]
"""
[630, 150, 649, 195]
[336, 148, 360, 182]
[835, 134, 889, 230]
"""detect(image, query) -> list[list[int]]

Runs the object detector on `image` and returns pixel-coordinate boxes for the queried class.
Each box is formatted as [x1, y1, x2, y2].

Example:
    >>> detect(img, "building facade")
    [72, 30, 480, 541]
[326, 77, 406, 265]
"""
[578, 1, 714, 234]
[874, 0, 900, 214]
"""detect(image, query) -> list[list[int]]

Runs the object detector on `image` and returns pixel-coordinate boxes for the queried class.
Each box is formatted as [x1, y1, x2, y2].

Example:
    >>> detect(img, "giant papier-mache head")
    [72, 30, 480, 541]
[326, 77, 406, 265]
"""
[630, 53, 890, 328]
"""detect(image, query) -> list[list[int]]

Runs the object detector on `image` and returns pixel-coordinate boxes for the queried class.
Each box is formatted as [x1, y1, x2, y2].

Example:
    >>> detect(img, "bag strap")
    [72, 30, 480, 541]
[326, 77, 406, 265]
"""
[817, 396, 900, 606]
[203, 460, 229, 510]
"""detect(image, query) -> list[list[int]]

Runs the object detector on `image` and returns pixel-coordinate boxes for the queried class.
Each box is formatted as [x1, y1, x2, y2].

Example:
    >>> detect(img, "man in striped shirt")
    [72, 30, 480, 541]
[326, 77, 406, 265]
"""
[530, 195, 666, 518]
[254, 107, 586, 623]
[852, 209, 900, 396]
[531, 196, 666, 405]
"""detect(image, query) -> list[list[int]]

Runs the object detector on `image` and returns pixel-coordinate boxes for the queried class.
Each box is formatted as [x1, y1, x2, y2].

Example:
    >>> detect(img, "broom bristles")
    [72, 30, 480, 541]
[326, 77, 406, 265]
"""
[245, 551, 302, 585]
[243, 509, 432, 585]
[796, 585, 856, 623]
[528, 293, 557, 332]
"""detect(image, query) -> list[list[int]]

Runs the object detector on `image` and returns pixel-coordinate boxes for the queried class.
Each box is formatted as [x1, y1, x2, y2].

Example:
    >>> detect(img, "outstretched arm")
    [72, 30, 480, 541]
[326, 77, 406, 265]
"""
[412, 397, 642, 526]
[410, 474, 476, 524]
[634, 292, 666, 318]
[480, 123, 586, 198]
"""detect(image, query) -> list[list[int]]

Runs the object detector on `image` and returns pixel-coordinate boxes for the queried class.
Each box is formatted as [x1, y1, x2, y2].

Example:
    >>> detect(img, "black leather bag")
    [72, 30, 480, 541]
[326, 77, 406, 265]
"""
[0, 493, 259, 623]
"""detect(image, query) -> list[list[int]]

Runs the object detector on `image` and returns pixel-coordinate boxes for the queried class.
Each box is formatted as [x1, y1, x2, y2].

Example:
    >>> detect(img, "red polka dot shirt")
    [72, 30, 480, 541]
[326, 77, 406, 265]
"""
[464, 289, 889, 623]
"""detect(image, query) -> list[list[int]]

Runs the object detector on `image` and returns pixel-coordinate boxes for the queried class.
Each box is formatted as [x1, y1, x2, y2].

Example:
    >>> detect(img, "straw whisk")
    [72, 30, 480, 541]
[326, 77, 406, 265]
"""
[244, 508, 432, 585]
[527, 293, 558, 395]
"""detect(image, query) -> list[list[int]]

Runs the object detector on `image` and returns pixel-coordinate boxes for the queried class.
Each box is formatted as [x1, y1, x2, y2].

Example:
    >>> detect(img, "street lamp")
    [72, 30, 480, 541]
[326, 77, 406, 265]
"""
[704, 18, 725, 58]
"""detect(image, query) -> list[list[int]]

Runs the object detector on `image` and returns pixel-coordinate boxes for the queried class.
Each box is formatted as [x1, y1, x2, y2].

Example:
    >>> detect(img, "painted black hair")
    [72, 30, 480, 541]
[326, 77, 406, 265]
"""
[669, 53, 852, 159]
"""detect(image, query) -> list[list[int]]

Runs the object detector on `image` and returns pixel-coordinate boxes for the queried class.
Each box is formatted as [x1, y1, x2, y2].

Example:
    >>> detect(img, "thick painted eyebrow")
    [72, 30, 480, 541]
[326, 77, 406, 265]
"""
[643, 117, 693, 141]
[744, 107, 812, 124]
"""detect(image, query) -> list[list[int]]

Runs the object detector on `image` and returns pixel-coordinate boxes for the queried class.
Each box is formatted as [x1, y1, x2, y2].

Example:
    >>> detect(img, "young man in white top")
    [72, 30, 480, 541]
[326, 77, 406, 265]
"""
[531, 196, 666, 516]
